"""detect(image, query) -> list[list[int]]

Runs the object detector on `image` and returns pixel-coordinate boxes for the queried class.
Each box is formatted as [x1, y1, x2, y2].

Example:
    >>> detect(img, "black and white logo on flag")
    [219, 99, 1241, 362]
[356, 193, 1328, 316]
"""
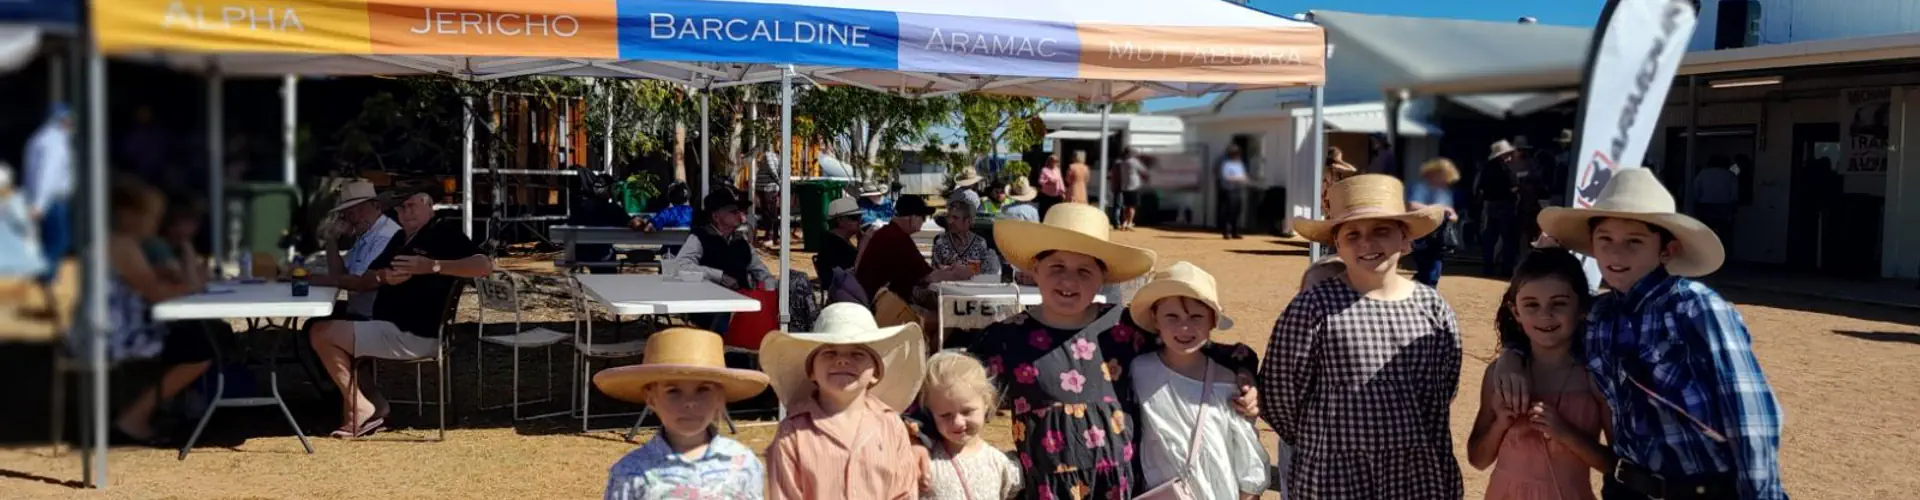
[1570, 0, 1698, 207]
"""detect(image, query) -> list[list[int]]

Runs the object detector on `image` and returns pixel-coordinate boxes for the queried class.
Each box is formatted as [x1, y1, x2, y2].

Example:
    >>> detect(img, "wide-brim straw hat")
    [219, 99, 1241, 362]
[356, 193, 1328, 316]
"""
[1128, 261, 1234, 333]
[1555, 129, 1574, 144]
[329, 179, 379, 214]
[953, 167, 984, 188]
[857, 182, 890, 197]
[827, 197, 863, 219]
[1292, 174, 1446, 245]
[995, 203, 1156, 283]
[1538, 167, 1725, 277]
[592, 328, 771, 404]
[760, 303, 926, 411]
[1488, 140, 1520, 160]
[1007, 178, 1039, 202]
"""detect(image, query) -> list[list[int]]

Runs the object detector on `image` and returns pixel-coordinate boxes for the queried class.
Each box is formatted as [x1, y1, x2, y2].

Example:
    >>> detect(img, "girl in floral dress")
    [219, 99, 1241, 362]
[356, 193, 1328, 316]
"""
[970, 204, 1259, 500]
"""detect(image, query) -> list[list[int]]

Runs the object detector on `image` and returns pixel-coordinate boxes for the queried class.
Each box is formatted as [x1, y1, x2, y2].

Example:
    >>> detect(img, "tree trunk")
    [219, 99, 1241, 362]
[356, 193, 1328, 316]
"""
[673, 120, 687, 182]
[728, 89, 749, 183]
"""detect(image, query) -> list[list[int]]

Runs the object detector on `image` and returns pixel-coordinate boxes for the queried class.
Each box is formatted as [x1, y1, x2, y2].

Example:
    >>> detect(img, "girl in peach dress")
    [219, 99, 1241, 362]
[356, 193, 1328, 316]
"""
[1467, 249, 1614, 500]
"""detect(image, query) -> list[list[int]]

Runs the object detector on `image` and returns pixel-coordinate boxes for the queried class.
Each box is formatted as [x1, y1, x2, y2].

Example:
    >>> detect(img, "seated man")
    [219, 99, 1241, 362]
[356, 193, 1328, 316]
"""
[311, 179, 399, 318]
[667, 189, 773, 333]
[307, 185, 492, 438]
[816, 197, 864, 277]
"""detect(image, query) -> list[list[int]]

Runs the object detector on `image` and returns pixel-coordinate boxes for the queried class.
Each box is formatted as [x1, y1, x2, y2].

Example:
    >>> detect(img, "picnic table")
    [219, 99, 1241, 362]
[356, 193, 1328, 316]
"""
[152, 282, 335, 460]
[571, 274, 764, 435]
[548, 226, 692, 271]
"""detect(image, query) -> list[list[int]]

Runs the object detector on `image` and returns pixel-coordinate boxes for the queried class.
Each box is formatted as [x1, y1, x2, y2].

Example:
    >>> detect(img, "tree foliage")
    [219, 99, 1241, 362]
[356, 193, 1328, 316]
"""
[956, 94, 1046, 170]
[796, 86, 953, 181]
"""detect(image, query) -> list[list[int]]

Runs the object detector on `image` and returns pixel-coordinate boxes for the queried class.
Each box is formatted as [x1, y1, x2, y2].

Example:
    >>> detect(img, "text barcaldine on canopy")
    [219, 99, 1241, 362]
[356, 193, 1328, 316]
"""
[647, 13, 875, 47]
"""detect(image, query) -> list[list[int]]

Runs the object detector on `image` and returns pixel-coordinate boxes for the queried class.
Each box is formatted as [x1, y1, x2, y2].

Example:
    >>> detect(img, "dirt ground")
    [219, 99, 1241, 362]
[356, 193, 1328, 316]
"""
[3, 227, 1918, 499]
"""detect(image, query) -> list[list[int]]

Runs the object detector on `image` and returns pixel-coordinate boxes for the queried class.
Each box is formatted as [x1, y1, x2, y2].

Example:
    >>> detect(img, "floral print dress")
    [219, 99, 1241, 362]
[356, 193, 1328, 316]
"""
[969, 305, 1256, 500]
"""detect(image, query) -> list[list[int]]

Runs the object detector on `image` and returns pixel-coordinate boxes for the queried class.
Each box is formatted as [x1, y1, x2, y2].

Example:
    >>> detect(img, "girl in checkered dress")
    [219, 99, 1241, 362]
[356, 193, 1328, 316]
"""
[1260, 175, 1464, 499]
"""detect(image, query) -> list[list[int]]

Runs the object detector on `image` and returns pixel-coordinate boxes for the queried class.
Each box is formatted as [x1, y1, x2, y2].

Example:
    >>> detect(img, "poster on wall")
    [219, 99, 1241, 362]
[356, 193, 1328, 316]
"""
[1842, 88, 1892, 175]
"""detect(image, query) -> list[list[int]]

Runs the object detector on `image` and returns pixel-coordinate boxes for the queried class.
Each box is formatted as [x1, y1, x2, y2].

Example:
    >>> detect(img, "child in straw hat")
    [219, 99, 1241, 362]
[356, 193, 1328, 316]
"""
[973, 203, 1260, 499]
[1127, 262, 1270, 500]
[593, 328, 771, 500]
[1492, 168, 1784, 500]
[1261, 174, 1464, 499]
[762, 302, 928, 500]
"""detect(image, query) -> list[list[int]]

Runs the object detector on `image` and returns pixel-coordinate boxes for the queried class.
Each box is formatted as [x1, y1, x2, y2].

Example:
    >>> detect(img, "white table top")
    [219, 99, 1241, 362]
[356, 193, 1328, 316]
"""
[935, 282, 1109, 306]
[550, 226, 692, 247]
[153, 283, 338, 321]
[575, 274, 762, 316]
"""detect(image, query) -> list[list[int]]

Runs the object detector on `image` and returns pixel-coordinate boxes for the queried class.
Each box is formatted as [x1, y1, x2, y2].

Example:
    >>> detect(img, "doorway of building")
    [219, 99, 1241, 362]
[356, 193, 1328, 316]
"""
[1661, 125, 1757, 208]
[1788, 123, 1842, 270]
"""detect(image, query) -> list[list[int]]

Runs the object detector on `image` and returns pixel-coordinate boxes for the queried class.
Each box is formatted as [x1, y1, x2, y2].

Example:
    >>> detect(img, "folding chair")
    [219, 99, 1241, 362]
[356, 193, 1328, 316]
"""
[347, 281, 465, 442]
[564, 275, 648, 433]
[474, 272, 570, 421]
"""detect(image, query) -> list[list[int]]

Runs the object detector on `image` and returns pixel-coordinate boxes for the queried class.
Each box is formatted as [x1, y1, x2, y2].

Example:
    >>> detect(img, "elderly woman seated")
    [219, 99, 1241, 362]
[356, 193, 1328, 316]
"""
[930, 197, 1000, 279]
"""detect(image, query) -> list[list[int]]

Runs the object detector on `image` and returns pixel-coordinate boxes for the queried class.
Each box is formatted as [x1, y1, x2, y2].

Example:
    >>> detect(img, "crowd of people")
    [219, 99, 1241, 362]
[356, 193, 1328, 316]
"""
[587, 163, 1785, 499]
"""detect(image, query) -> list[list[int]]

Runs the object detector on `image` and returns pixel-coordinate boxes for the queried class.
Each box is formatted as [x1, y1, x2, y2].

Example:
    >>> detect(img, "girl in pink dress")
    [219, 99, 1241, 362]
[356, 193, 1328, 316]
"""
[1468, 249, 1615, 500]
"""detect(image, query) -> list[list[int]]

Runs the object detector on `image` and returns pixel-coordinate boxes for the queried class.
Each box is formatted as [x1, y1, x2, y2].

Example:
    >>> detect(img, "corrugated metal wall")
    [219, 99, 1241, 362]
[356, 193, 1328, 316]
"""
[1691, 0, 1920, 51]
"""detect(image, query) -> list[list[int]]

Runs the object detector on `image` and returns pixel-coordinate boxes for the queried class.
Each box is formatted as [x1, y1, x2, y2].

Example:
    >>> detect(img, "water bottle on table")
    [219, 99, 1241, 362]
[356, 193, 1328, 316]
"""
[290, 256, 310, 297]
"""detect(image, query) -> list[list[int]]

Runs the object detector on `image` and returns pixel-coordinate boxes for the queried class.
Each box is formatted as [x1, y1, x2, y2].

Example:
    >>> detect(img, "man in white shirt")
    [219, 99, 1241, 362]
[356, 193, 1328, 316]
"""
[22, 104, 73, 283]
[1218, 145, 1250, 239]
[1692, 155, 1741, 242]
[313, 179, 401, 318]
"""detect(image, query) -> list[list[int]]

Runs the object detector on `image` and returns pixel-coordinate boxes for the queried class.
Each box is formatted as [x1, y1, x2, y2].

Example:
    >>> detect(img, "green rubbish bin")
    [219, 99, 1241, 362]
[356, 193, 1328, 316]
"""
[225, 182, 302, 259]
[795, 179, 850, 253]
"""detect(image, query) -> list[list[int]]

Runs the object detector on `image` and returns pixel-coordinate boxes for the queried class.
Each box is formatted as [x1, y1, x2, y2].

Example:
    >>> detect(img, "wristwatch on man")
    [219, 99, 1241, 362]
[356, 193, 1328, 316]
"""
[431, 260, 442, 274]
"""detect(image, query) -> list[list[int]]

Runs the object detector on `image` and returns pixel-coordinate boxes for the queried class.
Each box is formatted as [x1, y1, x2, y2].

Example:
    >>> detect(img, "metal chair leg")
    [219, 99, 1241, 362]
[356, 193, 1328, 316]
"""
[624, 407, 650, 443]
[50, 357, 65, 455]
[437, 352, 447, 442]
[475, 307, 486, 411]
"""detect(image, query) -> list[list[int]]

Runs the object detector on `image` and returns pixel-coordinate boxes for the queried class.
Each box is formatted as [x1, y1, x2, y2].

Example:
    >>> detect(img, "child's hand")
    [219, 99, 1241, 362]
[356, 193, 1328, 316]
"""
[1528, 401, 1574, 442]
[912, 444, 933, 494]
[1232, 372, 1260, 421]
[1489, 351, 1533, 418]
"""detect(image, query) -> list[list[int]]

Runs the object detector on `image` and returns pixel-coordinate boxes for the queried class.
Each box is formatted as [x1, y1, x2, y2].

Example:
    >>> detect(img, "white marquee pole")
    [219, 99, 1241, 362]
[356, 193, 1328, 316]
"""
[1307, 84, 1326, 261]
[461, 97, 474, 237]
[700, 91, 711, 198]
[1097, 83, 1112, 212]
[778, 66, 794, 327]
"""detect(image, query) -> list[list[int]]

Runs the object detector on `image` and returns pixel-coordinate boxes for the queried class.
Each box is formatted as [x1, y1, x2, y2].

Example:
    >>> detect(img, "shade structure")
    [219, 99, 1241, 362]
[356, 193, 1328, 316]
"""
[95, 0, 1325, 98]
[86, 0, 1329, 423]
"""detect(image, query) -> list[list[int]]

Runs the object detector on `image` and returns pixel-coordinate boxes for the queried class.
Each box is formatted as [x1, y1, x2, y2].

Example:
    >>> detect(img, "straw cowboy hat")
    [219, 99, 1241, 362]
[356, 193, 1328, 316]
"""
[826, 197, 863, 220]
[592, 328, 771, 403]
[857, 182, 890, 197]
[329, 179, 380, 214]
[1538, 168, 1725, 277]
[1007, 177, 1039, 202]
[952, 166, 985, 188]
[1292, 174, 1446, 244]
[1555, 129, 1574, 144]
[994, 203, 1156, 283]
[1128, 261, 1234, 333]
[760, 303, 927, 410]
[1488, 139, 1521, 161]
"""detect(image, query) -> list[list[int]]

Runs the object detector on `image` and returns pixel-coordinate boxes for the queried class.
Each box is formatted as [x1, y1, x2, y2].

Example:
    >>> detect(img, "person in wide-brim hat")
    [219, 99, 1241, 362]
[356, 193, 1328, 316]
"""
[1292, 174, 1447, 245]
[1128, 261, 1235, 332]
[759, 302, 927, 410]
[1007, 177, 1039, 202]
[1537, 167, 1725, 277]
[329, 179, 382, 214]
[995, 203, 1156, 283]
[952, 166, 985, 188]
[1488, 139, 1521, 161]
[593, 327, 770, 403]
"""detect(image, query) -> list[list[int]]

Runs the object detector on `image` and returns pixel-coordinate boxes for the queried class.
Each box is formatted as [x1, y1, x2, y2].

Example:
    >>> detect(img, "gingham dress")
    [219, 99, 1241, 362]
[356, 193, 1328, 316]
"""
[1258, 278, 1464, 499]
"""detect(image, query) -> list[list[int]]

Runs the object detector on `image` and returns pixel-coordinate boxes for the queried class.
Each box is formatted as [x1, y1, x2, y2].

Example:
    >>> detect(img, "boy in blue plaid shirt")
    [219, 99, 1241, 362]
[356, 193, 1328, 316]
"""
[1495, 169, 1785, 500]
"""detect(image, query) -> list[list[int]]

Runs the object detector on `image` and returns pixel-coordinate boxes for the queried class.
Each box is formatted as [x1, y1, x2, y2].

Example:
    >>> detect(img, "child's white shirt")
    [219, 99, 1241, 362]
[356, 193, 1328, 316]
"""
[1131, 353, 1271, 499]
